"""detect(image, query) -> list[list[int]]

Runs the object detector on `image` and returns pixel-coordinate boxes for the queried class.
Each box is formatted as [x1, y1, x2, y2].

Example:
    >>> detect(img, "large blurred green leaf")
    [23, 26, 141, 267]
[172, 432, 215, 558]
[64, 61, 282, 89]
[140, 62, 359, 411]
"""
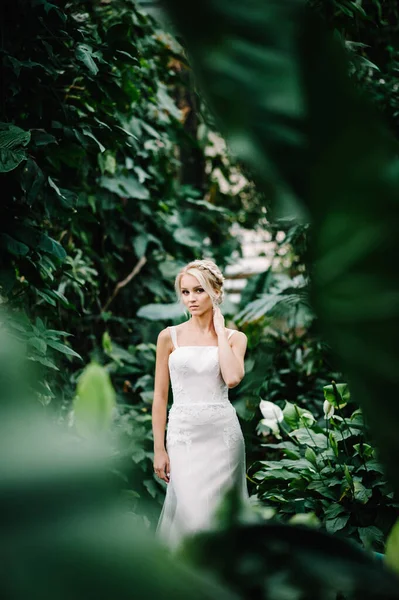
[0, 400, 237, 600]
[73, 362, 116, 437]
[137, 302, 184, 320]
[162, 0, 308, 201]
[180, 518, 399, 599]
[386, 518, 399, 576]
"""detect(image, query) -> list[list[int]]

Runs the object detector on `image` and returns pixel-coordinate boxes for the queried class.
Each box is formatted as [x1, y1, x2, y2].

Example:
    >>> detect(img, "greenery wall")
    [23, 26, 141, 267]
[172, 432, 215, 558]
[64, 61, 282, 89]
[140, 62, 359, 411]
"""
[0, 0, 267, 518]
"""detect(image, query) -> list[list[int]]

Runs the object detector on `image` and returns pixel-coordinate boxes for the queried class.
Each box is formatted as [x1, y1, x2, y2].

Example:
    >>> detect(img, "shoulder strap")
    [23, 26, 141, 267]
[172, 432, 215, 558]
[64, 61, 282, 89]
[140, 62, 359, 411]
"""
[168, 326, 178, 349]
[227, 329, 237, 340]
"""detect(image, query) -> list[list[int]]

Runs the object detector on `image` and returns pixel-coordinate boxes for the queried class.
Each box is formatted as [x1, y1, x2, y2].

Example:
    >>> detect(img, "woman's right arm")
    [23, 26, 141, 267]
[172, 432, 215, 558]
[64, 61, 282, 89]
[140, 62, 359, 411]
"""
[152, 328, 171, 483]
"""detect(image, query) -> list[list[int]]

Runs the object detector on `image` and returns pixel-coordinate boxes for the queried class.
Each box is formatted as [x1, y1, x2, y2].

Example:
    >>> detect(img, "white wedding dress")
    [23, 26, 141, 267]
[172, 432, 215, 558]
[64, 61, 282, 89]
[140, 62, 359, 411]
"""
[155, 325, 249, 551]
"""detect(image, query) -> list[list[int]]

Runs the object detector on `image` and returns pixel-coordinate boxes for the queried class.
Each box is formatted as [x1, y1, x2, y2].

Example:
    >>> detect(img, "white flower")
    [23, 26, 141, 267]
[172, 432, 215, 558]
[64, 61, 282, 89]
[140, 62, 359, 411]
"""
[259, 418, 280, 437]
[259, 400, 284, 429]
[323, 400, 334, 419]
[300, 411, 315, 426]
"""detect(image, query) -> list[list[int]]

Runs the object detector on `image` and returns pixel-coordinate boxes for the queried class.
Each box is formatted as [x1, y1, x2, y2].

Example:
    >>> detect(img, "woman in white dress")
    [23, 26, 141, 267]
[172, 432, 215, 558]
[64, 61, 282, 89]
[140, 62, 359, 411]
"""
[152, 258, 249, 551]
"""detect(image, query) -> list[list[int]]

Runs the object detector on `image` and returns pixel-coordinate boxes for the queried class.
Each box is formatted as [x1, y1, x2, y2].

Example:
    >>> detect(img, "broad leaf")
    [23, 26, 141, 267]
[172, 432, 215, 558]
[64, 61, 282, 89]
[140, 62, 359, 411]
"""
[325, 514, 350, 534]
[137, 302, 184, 320]
[385, 519, 399, 575]
[75, 44, 99, 75]
[173, 227, 203, 248]
[0, 234, 29, 256]
[37, 234, 67, 260]
[0, 122, 31, 172]
[100, 175, 150, 200]
[73, 362, 116, 437]
[28, 337, 47, 355]
[46, 340, 82, 360]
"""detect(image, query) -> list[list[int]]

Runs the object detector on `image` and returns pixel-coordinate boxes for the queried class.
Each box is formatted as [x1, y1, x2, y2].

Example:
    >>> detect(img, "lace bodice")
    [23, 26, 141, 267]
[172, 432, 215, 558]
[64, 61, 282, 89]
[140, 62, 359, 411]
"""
[168, 325, 236, 406]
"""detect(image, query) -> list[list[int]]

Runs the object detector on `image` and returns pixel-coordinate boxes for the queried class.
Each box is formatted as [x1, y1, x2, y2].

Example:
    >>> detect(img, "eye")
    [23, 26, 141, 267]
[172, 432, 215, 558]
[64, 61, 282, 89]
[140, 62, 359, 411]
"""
[182, 289, 204, 294]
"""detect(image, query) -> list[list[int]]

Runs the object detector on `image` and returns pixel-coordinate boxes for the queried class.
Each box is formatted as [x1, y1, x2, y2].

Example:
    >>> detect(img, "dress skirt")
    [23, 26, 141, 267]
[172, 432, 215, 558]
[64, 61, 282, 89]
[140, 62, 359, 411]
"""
[155, 401, 248, 551]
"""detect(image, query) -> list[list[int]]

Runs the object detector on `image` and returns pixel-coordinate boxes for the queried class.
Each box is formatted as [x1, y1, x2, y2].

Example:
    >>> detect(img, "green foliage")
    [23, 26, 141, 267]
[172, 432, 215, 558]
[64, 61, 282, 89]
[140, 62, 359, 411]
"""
[260, 332, 341, 414]
[1, 332, 398, 600]
[1, 311, 81, 404]
[2, 1, 399, 599]
[0, 396, 236, 600]
[136, 302, 185, 320]
[161, 0, 399, 497]
[324, 380, 351, 408]
[385, 518, 399, 576]
[180, 518, 399, 599]
[0, 0, 258, 513]
[236, 272, 312, 328]
[251, 394, 398, 552]
[234, 267, 342, 416]
[102, 333, 168, 512]
[0, 0, 254, 407]
[160, 0, 399, 595]
[73, 362, 116, 438]
[309, 0, 399, 136]
[0, 123, 31, 172]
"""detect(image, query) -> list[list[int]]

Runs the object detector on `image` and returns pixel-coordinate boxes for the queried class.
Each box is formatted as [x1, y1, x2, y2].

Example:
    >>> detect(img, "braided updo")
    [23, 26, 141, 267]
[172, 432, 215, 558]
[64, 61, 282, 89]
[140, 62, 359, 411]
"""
[175, 259, 225, 307]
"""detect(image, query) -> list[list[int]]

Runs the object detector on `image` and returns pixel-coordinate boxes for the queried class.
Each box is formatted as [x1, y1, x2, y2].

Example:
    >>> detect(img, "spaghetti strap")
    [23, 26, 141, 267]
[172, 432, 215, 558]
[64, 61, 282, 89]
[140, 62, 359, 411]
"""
[228, 329, 237, 340]
[169, 325, 179, 349]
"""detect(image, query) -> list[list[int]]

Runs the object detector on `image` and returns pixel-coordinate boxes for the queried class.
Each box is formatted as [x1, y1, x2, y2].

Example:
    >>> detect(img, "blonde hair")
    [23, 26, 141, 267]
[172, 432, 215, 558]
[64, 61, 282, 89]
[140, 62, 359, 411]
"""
[175, 259, 225, 309]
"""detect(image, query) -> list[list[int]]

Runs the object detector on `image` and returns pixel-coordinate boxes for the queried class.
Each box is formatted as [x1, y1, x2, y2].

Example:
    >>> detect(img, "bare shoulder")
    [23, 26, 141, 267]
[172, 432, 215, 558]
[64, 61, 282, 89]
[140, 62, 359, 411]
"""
[228, 329, 247, 345]
[157, 327, 172, 348]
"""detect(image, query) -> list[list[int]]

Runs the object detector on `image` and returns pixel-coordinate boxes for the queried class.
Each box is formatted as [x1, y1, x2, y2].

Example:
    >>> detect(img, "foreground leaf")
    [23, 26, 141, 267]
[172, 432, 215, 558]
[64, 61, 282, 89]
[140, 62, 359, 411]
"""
[73, 362, 116, 437]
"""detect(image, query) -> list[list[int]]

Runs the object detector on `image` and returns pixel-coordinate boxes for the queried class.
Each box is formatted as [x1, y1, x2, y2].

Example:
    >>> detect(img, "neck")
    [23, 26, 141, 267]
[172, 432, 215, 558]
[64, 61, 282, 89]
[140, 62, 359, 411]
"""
[189, 309, 215, 334]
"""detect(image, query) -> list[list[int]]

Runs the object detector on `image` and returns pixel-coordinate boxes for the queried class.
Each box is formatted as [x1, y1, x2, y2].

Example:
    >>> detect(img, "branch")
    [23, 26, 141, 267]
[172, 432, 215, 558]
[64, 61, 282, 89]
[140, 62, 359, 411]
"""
[101, 255, 147, 313]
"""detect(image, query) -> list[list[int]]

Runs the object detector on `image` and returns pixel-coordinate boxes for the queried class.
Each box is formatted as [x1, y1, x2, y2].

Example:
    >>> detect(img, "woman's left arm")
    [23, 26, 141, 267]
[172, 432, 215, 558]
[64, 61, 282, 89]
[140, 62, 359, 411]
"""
[214, 307, 248, 388]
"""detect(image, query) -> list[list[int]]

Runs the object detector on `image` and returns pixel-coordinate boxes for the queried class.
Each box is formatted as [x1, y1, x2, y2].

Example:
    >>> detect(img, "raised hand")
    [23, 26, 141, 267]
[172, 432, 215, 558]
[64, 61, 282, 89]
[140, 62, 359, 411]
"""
[213, 304, 225, 337]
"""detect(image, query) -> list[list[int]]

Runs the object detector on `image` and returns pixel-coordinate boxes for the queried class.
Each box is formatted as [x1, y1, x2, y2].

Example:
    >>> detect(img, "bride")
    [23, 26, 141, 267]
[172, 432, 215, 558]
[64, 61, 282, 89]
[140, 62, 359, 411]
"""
[152, 258, 249, 551]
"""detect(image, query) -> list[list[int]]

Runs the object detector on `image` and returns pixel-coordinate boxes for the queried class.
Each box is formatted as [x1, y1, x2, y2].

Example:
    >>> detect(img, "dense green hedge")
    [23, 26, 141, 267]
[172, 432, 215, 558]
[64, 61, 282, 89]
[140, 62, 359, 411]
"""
[0, 0, 245, 391]
[0, 0, 262, 515]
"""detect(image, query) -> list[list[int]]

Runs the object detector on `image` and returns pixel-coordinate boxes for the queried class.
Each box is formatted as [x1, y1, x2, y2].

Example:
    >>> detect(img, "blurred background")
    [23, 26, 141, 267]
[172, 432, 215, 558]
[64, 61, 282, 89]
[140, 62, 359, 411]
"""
[1, 1, 399, 598]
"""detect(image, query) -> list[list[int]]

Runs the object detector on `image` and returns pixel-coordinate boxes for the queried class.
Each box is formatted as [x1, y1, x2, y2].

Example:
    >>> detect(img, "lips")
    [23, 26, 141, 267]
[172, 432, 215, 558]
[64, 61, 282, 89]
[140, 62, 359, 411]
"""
[190, 306, 198, 309]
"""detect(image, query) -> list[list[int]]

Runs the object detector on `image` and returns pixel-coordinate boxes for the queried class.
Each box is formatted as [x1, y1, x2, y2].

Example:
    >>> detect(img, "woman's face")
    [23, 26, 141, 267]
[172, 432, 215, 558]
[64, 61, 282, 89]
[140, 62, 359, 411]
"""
[180, 273, 216, 315]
